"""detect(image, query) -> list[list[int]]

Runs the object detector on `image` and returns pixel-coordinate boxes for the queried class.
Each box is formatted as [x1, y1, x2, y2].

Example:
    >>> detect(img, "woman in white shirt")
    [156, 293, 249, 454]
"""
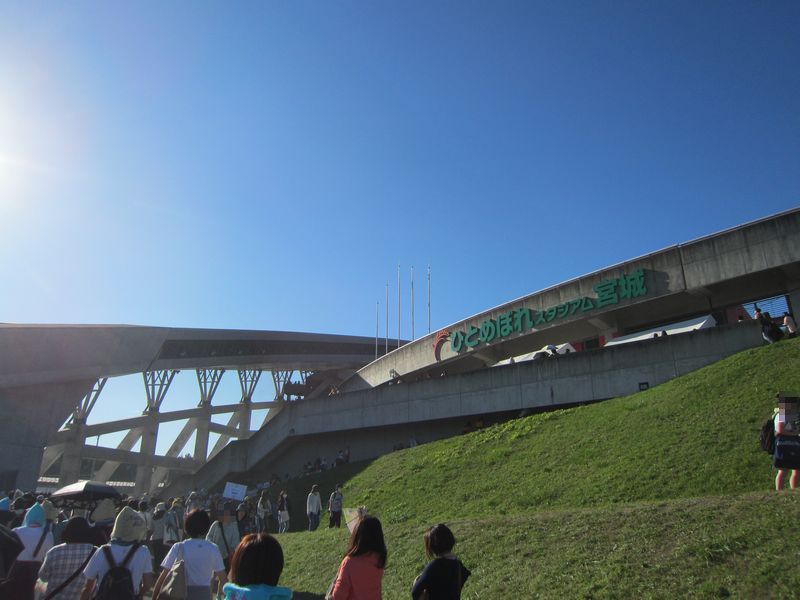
[153, 508, 227, 600]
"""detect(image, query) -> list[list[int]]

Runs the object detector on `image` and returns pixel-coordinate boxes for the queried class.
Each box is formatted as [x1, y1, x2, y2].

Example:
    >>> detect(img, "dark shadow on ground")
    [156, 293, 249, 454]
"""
[291, 592, 325, 600]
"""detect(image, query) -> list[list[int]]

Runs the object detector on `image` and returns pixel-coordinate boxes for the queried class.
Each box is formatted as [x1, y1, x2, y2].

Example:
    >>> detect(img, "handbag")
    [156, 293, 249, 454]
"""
[325, 562, 343, 600]
[411, 575, 429, 600]
[157, 542, 187, 600]
[325, 576, 336, 600]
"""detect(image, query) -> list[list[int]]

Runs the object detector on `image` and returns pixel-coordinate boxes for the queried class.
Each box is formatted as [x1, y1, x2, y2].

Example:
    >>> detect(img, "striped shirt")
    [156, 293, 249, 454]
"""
[37, 542, 95, 600]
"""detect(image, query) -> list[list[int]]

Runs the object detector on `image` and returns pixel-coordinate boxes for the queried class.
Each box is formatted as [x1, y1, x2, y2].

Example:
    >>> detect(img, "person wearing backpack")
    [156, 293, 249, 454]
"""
[152, 508, 227, 600]
[79, 506, 154, 600]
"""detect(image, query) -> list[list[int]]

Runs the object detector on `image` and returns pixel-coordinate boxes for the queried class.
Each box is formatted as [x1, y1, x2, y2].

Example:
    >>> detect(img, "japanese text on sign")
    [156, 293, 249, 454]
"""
[450, 269, 647, 353]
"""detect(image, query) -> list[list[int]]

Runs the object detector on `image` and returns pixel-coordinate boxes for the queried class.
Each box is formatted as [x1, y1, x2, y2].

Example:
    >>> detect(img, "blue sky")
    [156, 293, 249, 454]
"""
[2, 2, 799, 451]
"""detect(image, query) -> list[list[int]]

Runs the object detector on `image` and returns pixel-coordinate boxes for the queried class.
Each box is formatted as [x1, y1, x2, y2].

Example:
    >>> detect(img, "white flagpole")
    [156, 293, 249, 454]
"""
[427, 264, 431, 334]
[385, 282, 389, 354]
[375, 301, 379, 360]
[397, 264, 401, 349]
[411, 266, 415, 341]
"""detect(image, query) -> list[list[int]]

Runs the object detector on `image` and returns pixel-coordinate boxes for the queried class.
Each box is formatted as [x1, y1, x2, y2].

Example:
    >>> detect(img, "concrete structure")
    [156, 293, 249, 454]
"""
[0, 325, 384, 492]
[3, 208, 800, 496]
[163, 321, 764, 497]
[345, 208, 800, 390]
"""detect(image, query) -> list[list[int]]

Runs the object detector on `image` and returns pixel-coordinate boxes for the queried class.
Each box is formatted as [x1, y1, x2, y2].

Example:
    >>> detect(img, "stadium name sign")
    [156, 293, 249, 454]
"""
[450, 268, 648, 353]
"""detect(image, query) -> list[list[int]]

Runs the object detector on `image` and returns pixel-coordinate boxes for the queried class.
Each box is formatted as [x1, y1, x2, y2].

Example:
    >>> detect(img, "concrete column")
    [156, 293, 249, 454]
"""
[238, 402, 252, 437]
[58, 422, 85, 486]
[787, 287, 800, 318]
[134, 414, 158, 496]
[194, 407, 211, 463]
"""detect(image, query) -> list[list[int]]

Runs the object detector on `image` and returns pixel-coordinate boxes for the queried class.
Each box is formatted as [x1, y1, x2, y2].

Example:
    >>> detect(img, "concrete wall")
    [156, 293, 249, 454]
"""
[0, 379, 94, 491]
[164, 321, 764, 498]
[242, 418, 473, 486]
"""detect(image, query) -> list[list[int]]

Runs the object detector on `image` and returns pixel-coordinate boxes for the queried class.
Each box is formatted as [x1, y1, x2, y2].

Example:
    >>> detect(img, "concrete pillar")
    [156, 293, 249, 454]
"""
[787, 287, 800, 318]
[238, 402, 252, 437]
[194, 407, 211, 463]
[58, 422, 85, 486]
[134, 414, 158, 496]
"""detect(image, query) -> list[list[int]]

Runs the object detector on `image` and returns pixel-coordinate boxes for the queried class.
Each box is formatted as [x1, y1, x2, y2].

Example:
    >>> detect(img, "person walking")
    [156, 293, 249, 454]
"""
[35, 516, 96, 600]
[774, 395, 800, 490]
[164, 500, 181, 546]
[328, 516, 386, 600]
[256, 493, 270, 534]
[276, 492, 290, 534]
[236, 503, 254, 538]
[206, 502, 241, 572]
[152, 509, 227, 600]
[149, 502, 169, 573]
[306, 485, 321, 532]
[79, 507, 154, 600]
[411, 524, 471, 600]
[6, 502, 54, 600]
[328, 485, 343, 528]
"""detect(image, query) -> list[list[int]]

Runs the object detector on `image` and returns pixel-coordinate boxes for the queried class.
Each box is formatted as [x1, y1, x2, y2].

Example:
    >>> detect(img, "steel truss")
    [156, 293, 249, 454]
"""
[42, 368, 295, 495]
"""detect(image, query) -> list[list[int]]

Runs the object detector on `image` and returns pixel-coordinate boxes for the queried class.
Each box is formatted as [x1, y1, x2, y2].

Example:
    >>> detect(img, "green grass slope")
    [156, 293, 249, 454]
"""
[341, 337, 800, 524]
[281, 492, 800, 599]
[271, 338, 800, 598]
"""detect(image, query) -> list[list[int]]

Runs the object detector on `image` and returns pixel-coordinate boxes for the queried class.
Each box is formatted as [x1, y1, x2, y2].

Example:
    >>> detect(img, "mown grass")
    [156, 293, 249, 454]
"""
[271, 337, 800, 598]
[281, 492, 800, 599]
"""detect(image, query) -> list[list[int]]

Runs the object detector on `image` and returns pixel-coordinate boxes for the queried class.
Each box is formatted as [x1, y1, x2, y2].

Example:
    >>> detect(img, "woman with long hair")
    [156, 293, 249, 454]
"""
[276, 492, 290, 534]
[222, 533, 292, 600]
[411, 524, 470, 600]
[328, 516, 387, 600]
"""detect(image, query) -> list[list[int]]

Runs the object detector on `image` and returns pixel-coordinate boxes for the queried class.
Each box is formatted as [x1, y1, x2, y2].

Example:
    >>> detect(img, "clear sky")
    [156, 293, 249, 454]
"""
[2, 2, 799, 452]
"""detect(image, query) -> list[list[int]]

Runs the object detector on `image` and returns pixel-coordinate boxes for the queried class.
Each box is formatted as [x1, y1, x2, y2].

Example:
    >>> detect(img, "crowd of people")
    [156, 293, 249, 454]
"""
[0, 486, 471, 599]
[751, 304, 796, 344]
[301, 447, 351, 476]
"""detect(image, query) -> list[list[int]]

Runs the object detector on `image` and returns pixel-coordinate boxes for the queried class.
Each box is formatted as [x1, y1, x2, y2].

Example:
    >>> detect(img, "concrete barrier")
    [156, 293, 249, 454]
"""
[164, 321, 763, 497]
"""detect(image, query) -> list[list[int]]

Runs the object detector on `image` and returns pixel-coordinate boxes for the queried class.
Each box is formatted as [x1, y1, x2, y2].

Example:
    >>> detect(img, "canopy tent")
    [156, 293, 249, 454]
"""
[493, 343, 577, 367]
[603, 314, 717, 347]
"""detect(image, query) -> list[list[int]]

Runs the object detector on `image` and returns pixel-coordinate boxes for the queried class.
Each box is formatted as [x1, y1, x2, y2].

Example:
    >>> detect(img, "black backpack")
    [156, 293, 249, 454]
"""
[760, 417, 776, 454]
[95, 543, 141, 600]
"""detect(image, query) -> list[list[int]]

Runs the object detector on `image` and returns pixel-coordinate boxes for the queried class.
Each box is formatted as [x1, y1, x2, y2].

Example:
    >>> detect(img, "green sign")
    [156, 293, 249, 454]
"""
[450, 268, 648, 353]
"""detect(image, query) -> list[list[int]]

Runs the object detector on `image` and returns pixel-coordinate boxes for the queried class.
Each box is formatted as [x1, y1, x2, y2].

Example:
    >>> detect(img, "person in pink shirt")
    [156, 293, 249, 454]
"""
[329, 516, 387, 600]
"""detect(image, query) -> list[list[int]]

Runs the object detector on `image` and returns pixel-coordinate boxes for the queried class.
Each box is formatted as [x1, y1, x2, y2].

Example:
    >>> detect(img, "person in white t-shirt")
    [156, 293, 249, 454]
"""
[783, 312, 797, 337]
[152, 508, 227, 600]
[80, 506, 154, 599]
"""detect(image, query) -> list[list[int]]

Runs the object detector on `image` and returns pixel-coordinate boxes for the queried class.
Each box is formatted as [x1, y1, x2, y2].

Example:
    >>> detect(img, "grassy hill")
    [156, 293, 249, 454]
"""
[271, 337, 800, 598]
